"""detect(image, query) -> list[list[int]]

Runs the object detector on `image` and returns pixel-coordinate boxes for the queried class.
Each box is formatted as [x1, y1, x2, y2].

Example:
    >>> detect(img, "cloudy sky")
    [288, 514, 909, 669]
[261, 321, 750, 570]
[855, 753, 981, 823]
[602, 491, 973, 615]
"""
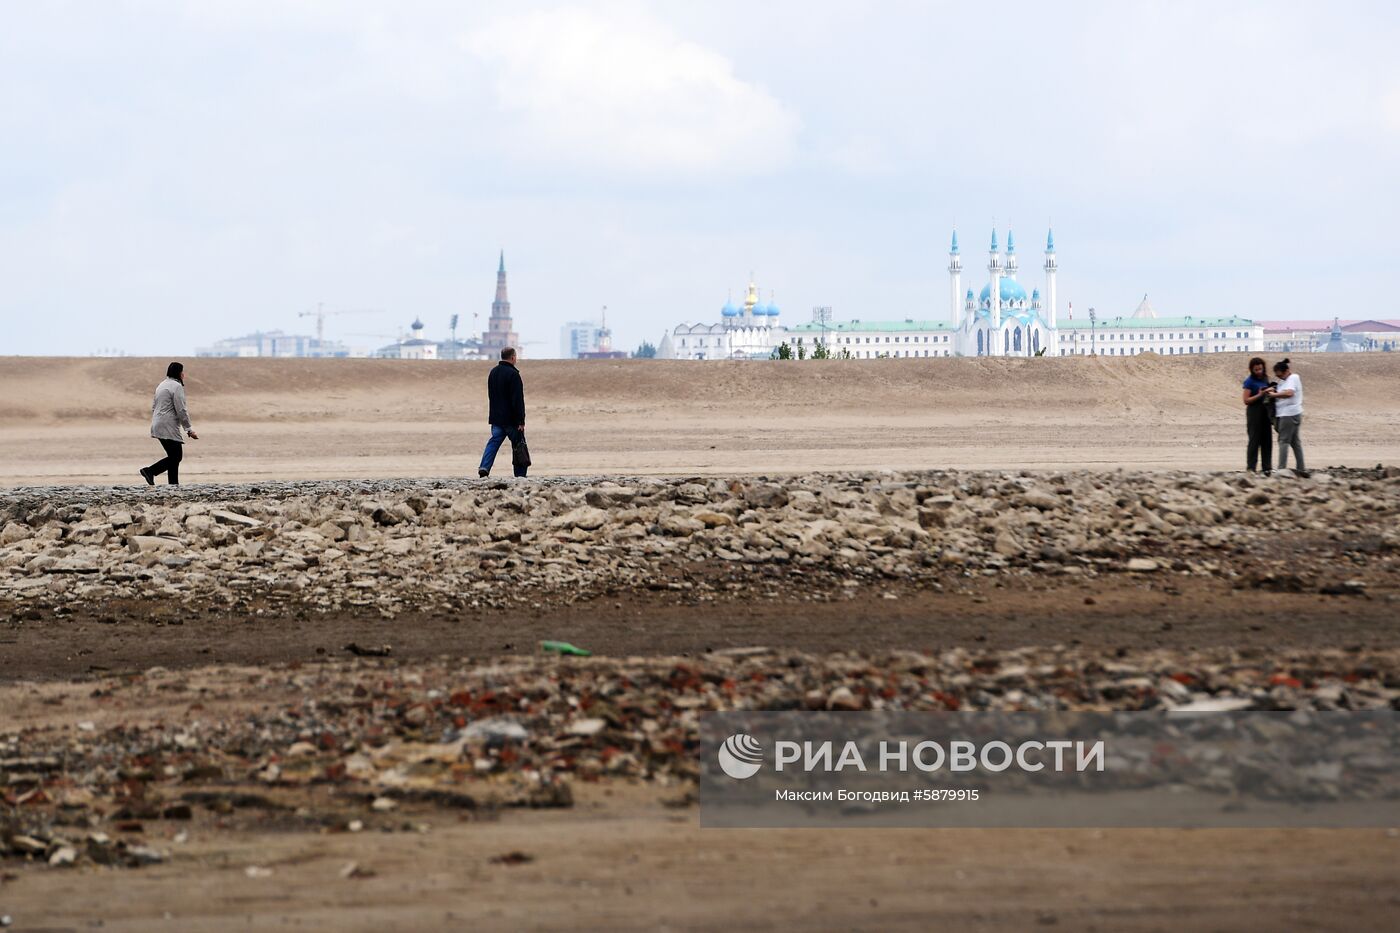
[3, 1, 1398, 357]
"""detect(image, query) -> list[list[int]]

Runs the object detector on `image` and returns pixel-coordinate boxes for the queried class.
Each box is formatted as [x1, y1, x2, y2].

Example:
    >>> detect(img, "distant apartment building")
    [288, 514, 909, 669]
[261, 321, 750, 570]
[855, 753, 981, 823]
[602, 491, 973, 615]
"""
[561, 321, 604, 358]
[196, 330, 351, 358]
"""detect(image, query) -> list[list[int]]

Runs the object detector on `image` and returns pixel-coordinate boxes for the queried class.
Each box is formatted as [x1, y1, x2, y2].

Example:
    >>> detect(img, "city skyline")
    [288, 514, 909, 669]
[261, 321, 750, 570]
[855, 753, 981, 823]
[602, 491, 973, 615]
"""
[3, 2, 1399, 357]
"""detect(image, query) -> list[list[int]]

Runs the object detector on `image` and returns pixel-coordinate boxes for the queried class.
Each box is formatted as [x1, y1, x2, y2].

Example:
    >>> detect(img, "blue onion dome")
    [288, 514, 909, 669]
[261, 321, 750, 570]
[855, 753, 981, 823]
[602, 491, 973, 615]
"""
[979, 278, 1029, 304]
[751, 302, 769, 317]
[721, 300, 738, 317]
[411, 317, 424, 329]
[765, 300, 780, 316]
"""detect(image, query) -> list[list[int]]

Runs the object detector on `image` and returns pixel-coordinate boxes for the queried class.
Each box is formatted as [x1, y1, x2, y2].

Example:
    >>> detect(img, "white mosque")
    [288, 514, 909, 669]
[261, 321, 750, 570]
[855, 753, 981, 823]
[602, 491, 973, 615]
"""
[949, 228, 1057, 356]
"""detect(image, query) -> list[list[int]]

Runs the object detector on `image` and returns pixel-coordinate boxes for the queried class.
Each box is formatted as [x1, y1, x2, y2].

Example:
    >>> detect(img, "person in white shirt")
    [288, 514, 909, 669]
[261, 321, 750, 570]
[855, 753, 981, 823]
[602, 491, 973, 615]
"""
[1268, 358, 1306, 476]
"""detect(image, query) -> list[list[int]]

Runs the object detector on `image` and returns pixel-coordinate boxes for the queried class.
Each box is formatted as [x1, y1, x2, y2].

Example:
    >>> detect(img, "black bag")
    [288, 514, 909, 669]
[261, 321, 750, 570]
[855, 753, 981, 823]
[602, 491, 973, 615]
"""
[512, 430, 531, 469]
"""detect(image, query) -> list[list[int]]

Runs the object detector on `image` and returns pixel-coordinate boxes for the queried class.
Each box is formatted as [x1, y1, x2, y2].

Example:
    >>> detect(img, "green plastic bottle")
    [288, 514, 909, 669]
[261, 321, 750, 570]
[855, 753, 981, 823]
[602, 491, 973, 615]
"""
[540, 640, 592, 657]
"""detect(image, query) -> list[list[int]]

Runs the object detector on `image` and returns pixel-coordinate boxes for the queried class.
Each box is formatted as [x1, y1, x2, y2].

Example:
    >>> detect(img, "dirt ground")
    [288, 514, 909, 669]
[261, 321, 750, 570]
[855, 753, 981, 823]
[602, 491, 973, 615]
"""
[4, 355, 1400, 930]
[4, 573, 1399, 682]
[3, 652, 1399, 932]
[5, 782, 1397, 932]
[2, 353, 1399, 485]
[4, 574, 1400, 930]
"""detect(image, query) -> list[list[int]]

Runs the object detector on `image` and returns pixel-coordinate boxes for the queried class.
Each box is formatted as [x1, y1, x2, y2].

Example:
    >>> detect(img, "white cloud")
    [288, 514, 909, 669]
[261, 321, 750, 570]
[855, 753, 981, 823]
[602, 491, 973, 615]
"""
[1385, 85, 1400, 135]
[823, 134, 896, 177]
[465, 7, 799, 176]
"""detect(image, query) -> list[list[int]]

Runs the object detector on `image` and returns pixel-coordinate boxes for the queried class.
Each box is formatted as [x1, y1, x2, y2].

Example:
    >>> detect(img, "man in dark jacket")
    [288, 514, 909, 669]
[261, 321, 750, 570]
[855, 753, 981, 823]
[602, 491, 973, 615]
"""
[478, 347, 528, 478]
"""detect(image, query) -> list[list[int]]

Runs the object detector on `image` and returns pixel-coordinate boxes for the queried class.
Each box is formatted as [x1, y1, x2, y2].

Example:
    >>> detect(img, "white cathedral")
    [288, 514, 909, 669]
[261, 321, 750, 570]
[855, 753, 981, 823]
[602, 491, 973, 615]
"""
[659, 278, 782, 360]
[949, 228, 1058, 357]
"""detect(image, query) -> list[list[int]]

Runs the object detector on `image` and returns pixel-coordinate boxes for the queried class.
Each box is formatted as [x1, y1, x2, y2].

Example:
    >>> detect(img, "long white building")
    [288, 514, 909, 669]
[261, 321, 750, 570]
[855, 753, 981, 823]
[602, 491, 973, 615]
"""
[1055, 296, 1261, 356]
[785, 320, 957, 358]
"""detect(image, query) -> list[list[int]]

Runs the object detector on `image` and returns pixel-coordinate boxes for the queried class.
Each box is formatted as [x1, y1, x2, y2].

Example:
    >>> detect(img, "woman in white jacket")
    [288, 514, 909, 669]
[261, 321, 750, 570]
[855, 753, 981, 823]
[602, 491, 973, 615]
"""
[1268, 358, 1306, 476]
[140, 362, 199, 485]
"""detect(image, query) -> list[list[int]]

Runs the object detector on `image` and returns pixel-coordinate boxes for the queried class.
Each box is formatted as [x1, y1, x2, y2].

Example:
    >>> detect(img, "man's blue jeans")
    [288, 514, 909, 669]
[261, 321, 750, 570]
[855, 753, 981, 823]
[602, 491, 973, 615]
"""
[479, 425, 527, 477]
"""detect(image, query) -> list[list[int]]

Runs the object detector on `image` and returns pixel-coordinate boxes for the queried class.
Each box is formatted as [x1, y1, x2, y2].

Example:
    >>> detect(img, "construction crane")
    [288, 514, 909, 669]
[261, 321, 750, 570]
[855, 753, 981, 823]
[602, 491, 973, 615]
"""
[298, 303, 384, 345]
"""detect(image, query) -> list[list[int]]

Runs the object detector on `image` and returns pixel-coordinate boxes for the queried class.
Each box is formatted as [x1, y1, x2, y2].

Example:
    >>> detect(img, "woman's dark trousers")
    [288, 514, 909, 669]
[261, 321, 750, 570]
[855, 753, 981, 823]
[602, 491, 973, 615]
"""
[1246, 409, 1272, 473]
[148, 438, 184, 485]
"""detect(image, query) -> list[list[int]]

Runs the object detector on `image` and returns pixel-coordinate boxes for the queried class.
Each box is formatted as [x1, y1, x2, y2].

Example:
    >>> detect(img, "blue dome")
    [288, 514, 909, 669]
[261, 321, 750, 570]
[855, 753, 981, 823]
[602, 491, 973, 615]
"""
[765, 301, 780, 316]
[721, 301, 738, 317]
[979, 278, 1029, 305]
[751, 303, 769, 317]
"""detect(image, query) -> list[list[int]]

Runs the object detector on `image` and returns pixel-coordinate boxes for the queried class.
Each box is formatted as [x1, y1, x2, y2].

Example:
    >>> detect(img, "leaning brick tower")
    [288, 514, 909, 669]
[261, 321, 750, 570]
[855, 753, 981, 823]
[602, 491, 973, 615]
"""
[482, 250, 520, 356]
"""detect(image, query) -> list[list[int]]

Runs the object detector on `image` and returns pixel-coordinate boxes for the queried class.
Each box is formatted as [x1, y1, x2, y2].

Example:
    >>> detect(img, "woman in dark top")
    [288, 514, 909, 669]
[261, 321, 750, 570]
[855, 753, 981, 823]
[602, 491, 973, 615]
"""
[1242, 356, 1273, 474]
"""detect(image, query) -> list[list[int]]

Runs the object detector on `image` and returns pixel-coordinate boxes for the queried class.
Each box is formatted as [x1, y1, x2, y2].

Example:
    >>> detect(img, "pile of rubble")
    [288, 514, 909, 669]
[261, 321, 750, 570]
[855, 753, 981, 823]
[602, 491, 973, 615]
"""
[3, 645, 1397, 867]
[2, 469, 1397, 616]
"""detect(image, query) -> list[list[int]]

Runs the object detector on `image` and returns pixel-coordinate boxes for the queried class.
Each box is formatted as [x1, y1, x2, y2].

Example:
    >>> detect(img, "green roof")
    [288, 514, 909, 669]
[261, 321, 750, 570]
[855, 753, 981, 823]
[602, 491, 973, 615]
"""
[783, 316, 1259, 333]
[786, 320, 956, 333]
[1056, 316, 1258, 330]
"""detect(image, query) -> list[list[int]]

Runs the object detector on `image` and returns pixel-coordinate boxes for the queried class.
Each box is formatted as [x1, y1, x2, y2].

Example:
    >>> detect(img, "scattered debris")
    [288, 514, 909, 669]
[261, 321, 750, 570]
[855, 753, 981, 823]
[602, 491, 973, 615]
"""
[542, 641, 591, 657]
[345, 643, 392, 658]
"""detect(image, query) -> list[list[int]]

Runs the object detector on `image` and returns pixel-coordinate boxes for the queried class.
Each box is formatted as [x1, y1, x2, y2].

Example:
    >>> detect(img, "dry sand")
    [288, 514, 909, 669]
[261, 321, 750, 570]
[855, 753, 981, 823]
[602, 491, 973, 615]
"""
[2, 353, 1398, 485]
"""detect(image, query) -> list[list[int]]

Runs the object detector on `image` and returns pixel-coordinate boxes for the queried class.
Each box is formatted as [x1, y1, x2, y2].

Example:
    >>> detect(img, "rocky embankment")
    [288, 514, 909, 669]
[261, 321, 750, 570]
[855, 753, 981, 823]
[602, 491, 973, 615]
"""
[3, 469, 1398, 617]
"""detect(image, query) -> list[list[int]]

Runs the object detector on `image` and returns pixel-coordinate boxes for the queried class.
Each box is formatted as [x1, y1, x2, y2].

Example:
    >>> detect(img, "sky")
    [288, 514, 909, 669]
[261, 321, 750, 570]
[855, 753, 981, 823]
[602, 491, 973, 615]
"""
[2, 0, 1399, 357]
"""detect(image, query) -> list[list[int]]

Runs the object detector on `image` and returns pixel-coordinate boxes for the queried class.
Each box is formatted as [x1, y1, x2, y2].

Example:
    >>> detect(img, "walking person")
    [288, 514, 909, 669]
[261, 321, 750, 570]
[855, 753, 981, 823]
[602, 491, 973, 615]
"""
[1242, 357, 1273, 474]
[1269, 358, 1307, 477]
[140, 362, 198, 485]
[478, 347, 528, 478]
